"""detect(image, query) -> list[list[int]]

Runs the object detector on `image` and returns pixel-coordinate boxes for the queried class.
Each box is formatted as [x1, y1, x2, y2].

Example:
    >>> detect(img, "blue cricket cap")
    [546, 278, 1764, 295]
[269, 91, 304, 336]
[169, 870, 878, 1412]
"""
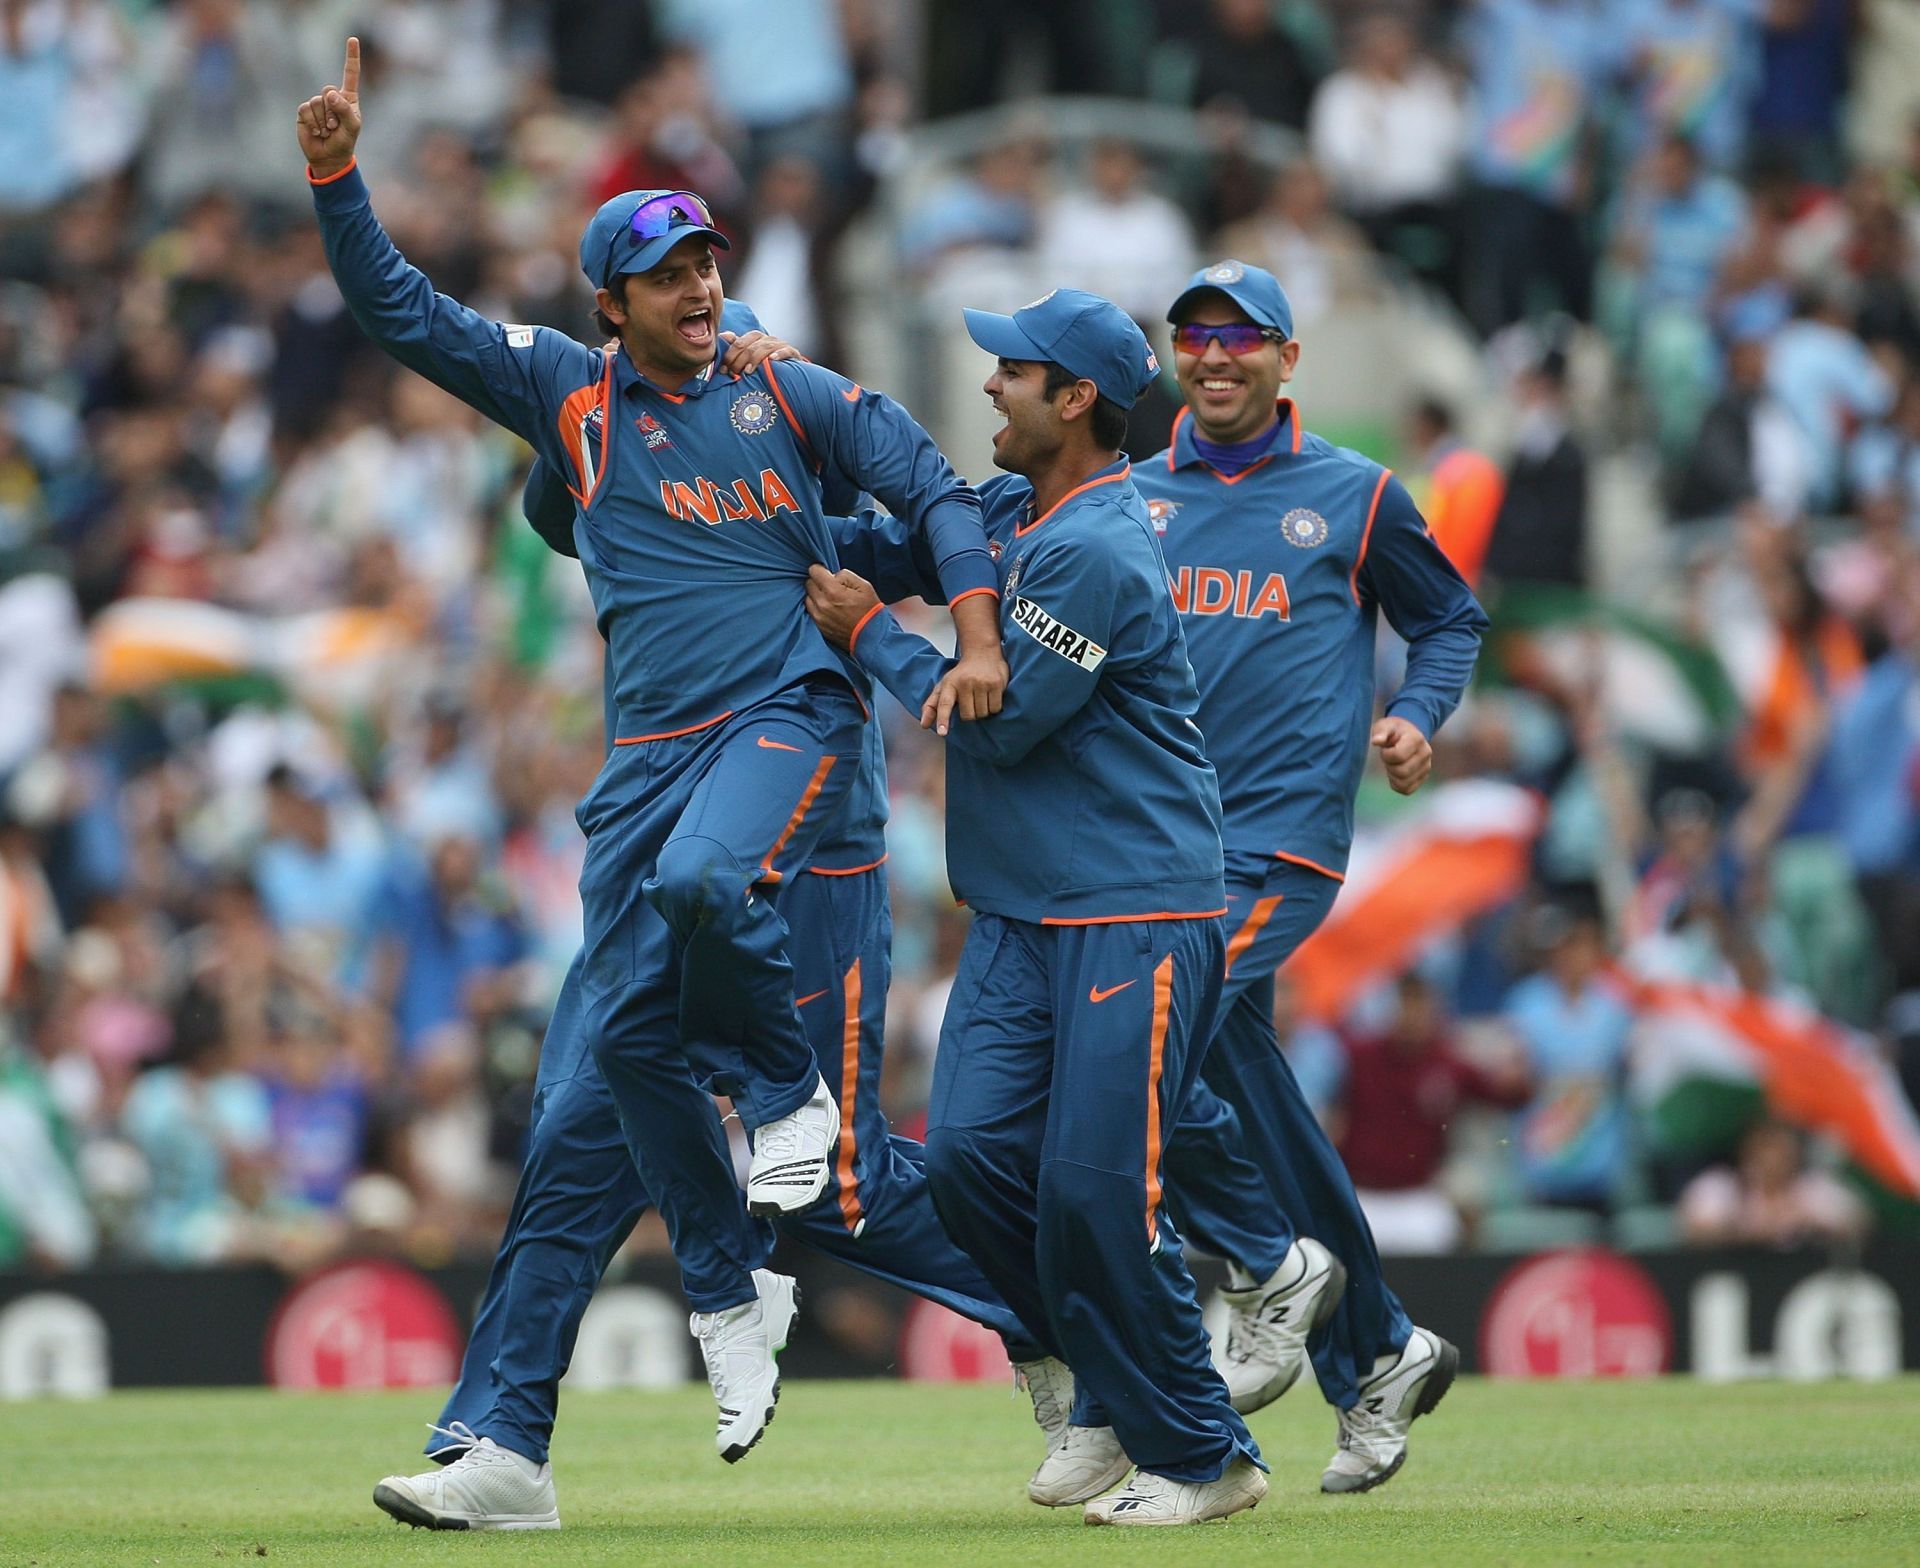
[579, 189, 729, 291]
[1167, 259, 1294, 340]
[962, 288, 1160, 409]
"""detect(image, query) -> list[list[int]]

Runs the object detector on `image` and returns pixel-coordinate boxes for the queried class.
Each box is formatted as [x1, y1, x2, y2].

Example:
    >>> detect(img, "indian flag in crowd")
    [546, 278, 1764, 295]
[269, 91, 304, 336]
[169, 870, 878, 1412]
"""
[1629, 977, 1920, 1201]
[89, 598, 411, 707]
[1287, 779, 1545, 1024]
[1485, 584, 1741, 754]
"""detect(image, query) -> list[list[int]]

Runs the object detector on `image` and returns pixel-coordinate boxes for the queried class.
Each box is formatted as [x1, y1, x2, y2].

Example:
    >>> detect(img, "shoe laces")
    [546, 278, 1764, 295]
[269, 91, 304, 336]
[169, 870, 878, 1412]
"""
[424, 1420, 505, 1468]
[1223, 1296, 1287, 1366]
[1015, 1361, 1071, 1437]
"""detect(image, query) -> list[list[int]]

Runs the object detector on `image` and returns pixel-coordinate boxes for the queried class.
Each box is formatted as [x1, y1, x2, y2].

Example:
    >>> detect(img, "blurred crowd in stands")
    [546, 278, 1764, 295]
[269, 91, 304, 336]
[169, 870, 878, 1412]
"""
[1, 0, 1918, 1279]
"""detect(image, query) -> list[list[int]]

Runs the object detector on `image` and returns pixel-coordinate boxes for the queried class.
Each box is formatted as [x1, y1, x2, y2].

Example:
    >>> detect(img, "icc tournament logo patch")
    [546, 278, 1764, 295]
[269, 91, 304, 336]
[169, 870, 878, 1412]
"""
[1145, 497, 1181, 534]
[729, 391, 778, 436]
[988, 539, 1004, 560]
[1203, 260, 1247, 285]
[1281, 507, 1329, 548]
[635, 412, 671, 450]
[1004, 554, 1025, 596]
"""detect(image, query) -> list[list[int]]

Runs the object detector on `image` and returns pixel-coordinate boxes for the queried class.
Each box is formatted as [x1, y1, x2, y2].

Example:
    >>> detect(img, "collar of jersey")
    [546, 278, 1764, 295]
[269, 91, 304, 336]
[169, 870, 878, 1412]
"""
[613, 339, 727, 403]
[1015, 457, 1132, 537]
[1167, 398, 1301, 474]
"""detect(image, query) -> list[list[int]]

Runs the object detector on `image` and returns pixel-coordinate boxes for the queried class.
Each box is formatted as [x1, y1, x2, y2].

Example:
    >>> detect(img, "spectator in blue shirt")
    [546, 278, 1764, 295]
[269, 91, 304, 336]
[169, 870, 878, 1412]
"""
[1618, 0, 1762, 173]
[252, 765, 388, 984]
[1768, 280, 1899, 510]
[1603, 133, 1752, 461]
[1460, 0, 1614, 334]
[1503, 908, 1635, 1210]
[370, 831, 530, 1066]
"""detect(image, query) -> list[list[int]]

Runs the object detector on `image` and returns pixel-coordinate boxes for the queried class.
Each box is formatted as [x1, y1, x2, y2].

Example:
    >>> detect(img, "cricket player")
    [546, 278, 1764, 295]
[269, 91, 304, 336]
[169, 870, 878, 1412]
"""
[368, 321, 1070, 1531]
[807, 290, 1266, 1527]
[295, 42, 1005, 1455]
[1144, 260, 1489, 1493]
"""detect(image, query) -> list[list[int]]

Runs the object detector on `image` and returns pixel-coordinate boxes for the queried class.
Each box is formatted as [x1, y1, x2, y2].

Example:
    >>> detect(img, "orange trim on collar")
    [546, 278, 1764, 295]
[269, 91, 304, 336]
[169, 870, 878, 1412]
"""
[1015, 464, 1132, 537]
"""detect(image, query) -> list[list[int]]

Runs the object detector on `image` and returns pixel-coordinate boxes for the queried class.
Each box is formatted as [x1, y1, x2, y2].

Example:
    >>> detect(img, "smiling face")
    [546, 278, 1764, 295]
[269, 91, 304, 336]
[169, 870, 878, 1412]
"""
[1172, 295, 1297, 444]
[595, 234, 724, 382]
[982, 356, 1075, 477]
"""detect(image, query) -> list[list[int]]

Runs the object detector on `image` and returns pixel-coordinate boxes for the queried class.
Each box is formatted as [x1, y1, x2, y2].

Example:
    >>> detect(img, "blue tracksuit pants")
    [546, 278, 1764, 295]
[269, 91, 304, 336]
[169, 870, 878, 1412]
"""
[923, 912, 1260, 1483]
[432, 864, 1040, 1465]
[1161, 857, 1414, 1410]
[578, 682, 863, 1313]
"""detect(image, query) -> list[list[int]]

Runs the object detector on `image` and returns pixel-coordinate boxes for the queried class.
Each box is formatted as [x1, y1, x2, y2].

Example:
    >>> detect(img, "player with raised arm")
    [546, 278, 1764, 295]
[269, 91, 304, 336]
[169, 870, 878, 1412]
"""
[367, 320, 1071, 1533]
[295, 41, 1006, 1464]
[807, 290, 1265, 1528]
[1143, 260, 1488, 1492]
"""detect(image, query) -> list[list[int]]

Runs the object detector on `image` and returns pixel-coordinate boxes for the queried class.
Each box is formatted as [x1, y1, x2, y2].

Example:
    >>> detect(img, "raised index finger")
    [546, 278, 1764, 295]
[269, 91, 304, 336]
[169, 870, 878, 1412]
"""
[342, 36, 361, 101]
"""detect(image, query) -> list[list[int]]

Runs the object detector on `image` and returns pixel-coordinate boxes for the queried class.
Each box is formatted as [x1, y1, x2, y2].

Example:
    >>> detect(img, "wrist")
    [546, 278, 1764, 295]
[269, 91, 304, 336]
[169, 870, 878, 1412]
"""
[307, 156, 358, 185]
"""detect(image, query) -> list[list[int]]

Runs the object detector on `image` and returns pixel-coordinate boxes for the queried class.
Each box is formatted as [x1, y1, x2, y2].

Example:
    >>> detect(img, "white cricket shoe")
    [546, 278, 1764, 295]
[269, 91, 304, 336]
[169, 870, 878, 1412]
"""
[1028, 1424, 1132, 1507]
[746, 1075, 840, 1215]
[1320, 1325, 1459, 1494]
[1013, 1356, 1074, 1455]
[1217, 1235, 1347, 1414]
[373, 1423, 559, 1531]
[1083, 1457, 1268, 1526]
[694, 1268, 800, 1462]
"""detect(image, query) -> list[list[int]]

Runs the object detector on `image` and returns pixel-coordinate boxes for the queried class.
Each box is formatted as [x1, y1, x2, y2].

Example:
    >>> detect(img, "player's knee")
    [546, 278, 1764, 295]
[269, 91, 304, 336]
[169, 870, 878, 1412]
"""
[1037, 1160, 1129, 1246]
[646, 835, 745, 932]
[924, 1127, 993, 1216]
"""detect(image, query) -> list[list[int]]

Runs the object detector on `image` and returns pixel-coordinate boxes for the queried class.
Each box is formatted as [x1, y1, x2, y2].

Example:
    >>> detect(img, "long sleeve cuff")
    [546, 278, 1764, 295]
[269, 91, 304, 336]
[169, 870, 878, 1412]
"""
[309, 160, 370, 211]
[1384, 694, 1439, 738]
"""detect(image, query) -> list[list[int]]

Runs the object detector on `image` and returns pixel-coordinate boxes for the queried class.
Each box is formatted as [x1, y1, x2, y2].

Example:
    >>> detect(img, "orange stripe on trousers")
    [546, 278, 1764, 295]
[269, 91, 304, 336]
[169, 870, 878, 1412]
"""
[1223, 894, 1284, 978]
[1144, 952, 1174, 1243]
[758, 754, 837, 880]
[836, 958, 863, 1230]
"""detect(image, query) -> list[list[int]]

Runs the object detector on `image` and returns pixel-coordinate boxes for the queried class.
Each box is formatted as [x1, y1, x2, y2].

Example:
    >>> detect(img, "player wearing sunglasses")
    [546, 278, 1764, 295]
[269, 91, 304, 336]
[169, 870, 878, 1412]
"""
[1119, 260, 1489, 1494]
[297, 39, 1007, 1471]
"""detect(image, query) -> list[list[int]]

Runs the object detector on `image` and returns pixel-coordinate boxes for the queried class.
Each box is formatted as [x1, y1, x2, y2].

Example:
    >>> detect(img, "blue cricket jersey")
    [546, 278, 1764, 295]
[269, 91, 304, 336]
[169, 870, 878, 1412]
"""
[519, 299, 892, 877]
[844, 460, 1226, 925]
[1142, 401, 1486, 879]
[309, 161, 996, 747]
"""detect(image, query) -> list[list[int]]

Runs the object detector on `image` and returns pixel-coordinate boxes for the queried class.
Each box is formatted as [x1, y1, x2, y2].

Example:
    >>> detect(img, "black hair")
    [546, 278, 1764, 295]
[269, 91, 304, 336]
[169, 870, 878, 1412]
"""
[591, 276, 631, 343]
[1042, 361, 1129, 451]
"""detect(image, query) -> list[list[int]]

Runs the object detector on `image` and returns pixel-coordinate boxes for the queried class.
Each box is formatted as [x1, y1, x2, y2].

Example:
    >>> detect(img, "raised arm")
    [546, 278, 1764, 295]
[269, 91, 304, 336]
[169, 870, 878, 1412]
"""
[296, 37, 587, 450]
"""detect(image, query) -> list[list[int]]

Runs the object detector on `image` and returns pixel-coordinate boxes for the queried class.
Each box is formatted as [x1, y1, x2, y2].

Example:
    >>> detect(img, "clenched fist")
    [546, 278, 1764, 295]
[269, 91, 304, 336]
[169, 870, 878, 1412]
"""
[296, 37, 363, 180]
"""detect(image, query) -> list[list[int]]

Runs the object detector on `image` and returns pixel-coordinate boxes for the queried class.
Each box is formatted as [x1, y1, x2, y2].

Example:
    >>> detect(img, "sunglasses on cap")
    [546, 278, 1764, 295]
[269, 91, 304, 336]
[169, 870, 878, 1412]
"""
[605, 191, 717, 281]
[631, 190, 714, 241]
[1171, 322, 1288, 356]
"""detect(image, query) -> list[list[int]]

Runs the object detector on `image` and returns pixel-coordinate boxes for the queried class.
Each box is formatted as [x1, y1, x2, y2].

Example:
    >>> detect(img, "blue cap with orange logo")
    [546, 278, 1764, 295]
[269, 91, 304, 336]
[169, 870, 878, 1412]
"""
[1167, 259, 1294, 340]
[579, 189, 729, 291]
[962, 289, 1160, 409]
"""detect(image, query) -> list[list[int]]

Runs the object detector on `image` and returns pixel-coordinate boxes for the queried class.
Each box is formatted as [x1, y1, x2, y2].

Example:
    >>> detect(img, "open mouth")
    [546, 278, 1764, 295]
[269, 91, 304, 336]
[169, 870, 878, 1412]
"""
[989, 401, 1010, 444]
[677, 307, 714, 347]
[1196, 376, 1243, 399]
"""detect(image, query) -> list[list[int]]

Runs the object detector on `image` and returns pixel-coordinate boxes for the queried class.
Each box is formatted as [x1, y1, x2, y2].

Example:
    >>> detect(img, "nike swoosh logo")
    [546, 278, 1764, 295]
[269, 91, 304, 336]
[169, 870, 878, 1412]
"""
[842, 384, 862, 402]
[1088, 981, 1135, 1004]
[757, 736, 802, 751]
[794, 989, 829, 1007]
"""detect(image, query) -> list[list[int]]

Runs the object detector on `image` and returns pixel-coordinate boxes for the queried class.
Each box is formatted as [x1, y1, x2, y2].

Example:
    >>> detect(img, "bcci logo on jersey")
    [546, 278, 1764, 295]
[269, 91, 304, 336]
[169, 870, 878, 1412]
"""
[730, 392, 778, 436]
[1281, 507, 1329, 548]
[1145, 497, 1182, 535]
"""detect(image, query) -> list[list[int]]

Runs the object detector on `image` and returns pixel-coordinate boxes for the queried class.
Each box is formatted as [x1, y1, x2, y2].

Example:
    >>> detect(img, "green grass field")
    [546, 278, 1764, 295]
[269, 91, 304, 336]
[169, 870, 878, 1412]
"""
[2, 1378, 1915, 1568]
